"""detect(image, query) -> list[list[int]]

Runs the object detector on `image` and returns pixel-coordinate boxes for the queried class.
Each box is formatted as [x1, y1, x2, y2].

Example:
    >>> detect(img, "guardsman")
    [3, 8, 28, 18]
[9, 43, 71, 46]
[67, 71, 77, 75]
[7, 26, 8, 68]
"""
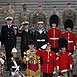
[0, 3, 15, 23]
[63, 3, 76, 26]
[56, 37, 73, 77]
[23, 40, 40, 77]
[48, 15, 62, 53]
[19, 3, 32, 30]
[9, 47, 23, 76]
[36, 43, 56, 77]
[0, 52, 5, 77]
[33, 5, 47, 29]
[1, 16, 18, 70]
[20, 21, 33, 59]
[62, 19, 76, 55]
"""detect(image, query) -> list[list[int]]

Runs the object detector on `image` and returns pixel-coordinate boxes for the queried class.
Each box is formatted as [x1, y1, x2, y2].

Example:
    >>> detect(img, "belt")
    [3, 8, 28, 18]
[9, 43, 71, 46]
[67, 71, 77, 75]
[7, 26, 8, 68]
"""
[43, 62, 54, 64]
[37, 39, 45, 42]
[50, 38, 59, 40]
[68, 41, 73, 43]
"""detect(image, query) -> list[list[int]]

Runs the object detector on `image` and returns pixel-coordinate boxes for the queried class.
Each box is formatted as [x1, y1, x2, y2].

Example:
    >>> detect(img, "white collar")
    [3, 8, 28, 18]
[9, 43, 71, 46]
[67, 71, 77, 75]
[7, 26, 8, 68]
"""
[25, 29, 28, 32]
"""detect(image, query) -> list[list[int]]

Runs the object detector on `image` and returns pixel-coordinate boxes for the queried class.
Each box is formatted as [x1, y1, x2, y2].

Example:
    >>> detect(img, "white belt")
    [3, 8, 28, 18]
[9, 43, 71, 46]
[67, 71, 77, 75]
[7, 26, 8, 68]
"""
[68, 41, 73, 43]
[37, 39, 45, 42]
[50, 38, 59, 40]
[12, 66, 16, 68]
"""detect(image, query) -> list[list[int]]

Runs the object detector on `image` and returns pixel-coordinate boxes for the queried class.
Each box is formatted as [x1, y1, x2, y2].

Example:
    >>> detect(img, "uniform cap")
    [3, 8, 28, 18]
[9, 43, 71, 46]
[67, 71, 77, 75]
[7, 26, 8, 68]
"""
[58, 37, 68, 49]
[11, 47, 17, 53]
[22, 21, 29, 26]
[5, 16, 13, 21]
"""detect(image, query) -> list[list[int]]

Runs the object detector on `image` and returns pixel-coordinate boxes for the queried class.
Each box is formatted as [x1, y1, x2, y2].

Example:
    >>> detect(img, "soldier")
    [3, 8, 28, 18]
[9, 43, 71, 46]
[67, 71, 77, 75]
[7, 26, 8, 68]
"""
[63, 3, 76, 26]
[20, 21, 33, 59]
[33, 5, 47, 29]
[23, 40, 40, 77]
[0, 3, 15, 23]
[48, 15, 62, 53]
[36, 43, 56, 77]
[49, 5, 61, 26]
[9, 47, 23, 76]
[1, 16, 18, 70]
[56, 37, 73, 77]
[0, 52, 6, 77]
[19, 3, 32, 30]
[62, 19, 76, 55]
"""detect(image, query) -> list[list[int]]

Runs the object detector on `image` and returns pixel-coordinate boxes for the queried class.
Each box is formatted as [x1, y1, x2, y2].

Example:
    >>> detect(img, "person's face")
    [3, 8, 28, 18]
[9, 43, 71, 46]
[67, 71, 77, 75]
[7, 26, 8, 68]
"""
[24, 25, 28, 29]
[61, 47, 66, 51]
[8, 5, 11, 10]
[38, 24, 43, 29]
[53, 7, 56, 12]
[67, 4, 71, 9]
[52, 23, 56, 28]
[46, 45, 51, 50]
[7, 20, 12, 25]
[12, 52, 16, 56]
[66, 27, 71, 32]
[29, 44, 34, 49]
[38, 7, 42, 11]
[23, 5, 26, 9]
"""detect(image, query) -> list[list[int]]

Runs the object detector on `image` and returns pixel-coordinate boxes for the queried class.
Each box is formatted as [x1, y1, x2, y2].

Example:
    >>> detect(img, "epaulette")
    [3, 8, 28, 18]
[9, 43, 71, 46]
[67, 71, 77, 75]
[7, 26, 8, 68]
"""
[24, 52, 26, 55]
[56, 53, 60, 56]
[68, 53, 72, 56]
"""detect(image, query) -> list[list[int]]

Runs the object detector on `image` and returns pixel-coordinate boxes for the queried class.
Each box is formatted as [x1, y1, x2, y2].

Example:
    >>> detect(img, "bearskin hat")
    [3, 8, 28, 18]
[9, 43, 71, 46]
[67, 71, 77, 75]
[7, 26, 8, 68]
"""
[50, 15, 59, 27]
[58, 37, 68, 49]
[64, 19, 73, 30]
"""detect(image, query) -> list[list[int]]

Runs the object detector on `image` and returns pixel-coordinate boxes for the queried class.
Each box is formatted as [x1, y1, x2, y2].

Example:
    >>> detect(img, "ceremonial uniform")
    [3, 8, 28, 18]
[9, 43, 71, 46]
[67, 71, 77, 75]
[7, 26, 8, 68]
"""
[48, 15, 62, 53]
[1, 17, 18, 70]
[63, 8, 76, 26]
[0, 52, 5, 77]
[20, 30, 33, 58]
[33, 10, 47, 29]
[36, 48, 56, 77]
[23, 48, 40, 77]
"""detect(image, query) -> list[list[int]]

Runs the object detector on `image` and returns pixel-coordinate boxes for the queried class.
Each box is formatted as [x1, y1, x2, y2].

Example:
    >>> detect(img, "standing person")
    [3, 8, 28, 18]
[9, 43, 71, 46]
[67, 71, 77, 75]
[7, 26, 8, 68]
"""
[48, 15, 62, 53]
[63, 3, 76, 26]
[23, 40, 40, 77]
[62, 19, 76, 55]
[9, 47, 23, 76]
[0, 52, 6, 77]
[19, 3, 32, 30]
[72, 46, 77, 77]
[0, 3, 15, 23]
[20, 21, 33, 59]
[33, 5, 47, 29]
[36, 43, 56, 77]
[1, 16, 18, 70]
[56, 37, 73, 77]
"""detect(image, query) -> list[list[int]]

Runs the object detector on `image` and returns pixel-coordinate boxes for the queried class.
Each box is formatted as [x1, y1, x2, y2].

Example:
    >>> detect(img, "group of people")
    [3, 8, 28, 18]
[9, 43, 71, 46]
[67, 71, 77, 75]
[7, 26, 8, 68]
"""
[0, 2, 77, 77]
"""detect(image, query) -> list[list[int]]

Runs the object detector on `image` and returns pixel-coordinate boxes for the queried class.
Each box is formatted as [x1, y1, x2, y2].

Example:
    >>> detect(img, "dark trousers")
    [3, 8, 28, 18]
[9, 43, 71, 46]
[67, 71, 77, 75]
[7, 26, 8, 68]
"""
[5, 44, 15, 70]
[51, 48, 59, 53]
[43, 72, 52, 77]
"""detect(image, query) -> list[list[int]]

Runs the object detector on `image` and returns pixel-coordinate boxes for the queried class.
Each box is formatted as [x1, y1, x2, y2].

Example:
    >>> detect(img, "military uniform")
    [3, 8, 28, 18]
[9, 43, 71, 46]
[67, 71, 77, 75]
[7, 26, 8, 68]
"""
[23, 48, 40, 77]
[33, 10, 47, 29]
[20, 29, 33, 58]
[36, 48, 56, 77]
[34, 29, 48, 50]
[1, 24, 18, 70]
[63, 8, 76, 26]
[19, 9, 32, 28]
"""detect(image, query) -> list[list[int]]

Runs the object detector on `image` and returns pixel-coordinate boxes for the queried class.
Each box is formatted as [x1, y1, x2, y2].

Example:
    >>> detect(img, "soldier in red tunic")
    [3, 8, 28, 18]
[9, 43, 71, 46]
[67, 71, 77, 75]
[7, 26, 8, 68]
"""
[56, 37, 73, 77]
[62, 19, 76, 55]
[36, 43, 56, 77]
[48, 15, 62, 53]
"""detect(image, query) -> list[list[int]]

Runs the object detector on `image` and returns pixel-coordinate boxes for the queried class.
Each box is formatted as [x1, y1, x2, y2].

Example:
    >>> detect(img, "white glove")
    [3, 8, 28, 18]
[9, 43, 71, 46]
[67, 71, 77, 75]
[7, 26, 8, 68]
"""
[11, 72, 14, 76]
[53, 71, 56, 74]
[0, 58, 4, 64]
[41, 44, 47, 49]
[26, 57, 29, 61]
[57, 66, 59, 71]
[70, 64, 72, 69]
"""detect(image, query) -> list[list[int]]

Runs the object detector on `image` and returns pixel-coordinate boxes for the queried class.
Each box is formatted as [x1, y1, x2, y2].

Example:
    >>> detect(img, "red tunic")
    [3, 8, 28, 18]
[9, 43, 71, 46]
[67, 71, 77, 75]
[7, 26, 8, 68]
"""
[36, 49, 56, 73]
[56, 52, 73, 72]
[62, 32, 76, 51]
[48, 28, 62, 48]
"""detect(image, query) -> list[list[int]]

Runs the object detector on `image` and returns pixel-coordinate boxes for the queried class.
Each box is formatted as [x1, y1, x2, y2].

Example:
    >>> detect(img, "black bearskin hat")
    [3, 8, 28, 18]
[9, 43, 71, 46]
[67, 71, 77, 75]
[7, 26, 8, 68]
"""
[64, 19, 73, 30]
[28, 40, 35, 45]
[58, 37, 68, 49]
[50, 15, 59, 27]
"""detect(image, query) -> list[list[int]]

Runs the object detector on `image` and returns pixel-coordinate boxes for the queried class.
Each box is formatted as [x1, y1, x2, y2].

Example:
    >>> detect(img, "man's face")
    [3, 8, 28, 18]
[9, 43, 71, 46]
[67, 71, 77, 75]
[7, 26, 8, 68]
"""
[53, 7, 56, 12]
[52, 23, 56, 28]
[7, 20, 12, 25]
[24, 25, 28, 29]
[46, 45, 51, 50]
[38, 24, 43, 29]
[61, 47, 66, 52]
[66, 27, 71, 32]
[23, 5, 26, 9]
[12, 52, 16, 56]
[38, 7, 42, 11]
[29, 44, 34, 49]
[67, 4, 71, 9]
